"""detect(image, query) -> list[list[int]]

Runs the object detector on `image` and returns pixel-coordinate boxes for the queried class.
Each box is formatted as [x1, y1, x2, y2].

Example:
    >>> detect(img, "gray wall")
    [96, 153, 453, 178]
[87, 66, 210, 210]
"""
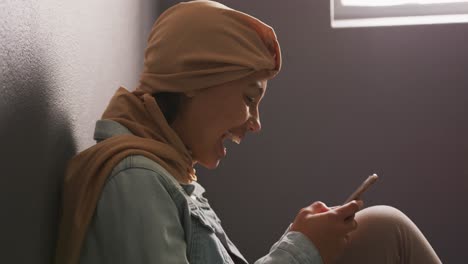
[161, 0, 466, 263]
[0, 1, 158, 263]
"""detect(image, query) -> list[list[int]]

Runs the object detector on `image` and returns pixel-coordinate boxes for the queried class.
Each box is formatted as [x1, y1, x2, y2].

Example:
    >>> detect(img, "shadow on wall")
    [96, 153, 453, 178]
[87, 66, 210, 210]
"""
[159, 0, 187, 14]
[0, 50, 76, 263]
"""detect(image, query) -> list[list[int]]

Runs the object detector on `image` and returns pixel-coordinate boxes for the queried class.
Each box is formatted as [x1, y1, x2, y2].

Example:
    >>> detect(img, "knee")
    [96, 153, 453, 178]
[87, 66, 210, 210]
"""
[362, 205, 407, 219]
[356, 205, 413, 231]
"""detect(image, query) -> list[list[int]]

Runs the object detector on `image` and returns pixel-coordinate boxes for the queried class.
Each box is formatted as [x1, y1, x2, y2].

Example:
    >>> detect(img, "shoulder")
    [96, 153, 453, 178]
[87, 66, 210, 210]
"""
[106, 154, 186, 199]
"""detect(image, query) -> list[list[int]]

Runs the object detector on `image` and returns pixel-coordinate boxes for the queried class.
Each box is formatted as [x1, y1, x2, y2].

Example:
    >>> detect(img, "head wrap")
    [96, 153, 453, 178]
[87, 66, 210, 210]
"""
[139, 0, 281, 93]
[55, 1, 281, 263]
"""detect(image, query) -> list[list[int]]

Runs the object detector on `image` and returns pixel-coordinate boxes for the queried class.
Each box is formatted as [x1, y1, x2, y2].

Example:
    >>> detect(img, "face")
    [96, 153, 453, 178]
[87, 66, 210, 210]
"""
[171, 76, 267, 169]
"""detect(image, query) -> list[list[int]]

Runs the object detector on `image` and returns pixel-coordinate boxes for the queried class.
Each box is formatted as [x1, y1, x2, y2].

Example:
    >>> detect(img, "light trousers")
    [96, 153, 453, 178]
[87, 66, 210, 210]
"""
[336, 205, 442, 264]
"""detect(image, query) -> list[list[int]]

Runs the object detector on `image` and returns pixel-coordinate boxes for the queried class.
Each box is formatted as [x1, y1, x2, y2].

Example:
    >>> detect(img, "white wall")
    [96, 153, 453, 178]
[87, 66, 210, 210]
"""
[0, 1, 158, 262]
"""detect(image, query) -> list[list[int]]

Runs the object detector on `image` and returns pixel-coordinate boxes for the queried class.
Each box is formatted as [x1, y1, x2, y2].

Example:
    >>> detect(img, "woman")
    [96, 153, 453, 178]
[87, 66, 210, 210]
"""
[55, 1, 442, 263]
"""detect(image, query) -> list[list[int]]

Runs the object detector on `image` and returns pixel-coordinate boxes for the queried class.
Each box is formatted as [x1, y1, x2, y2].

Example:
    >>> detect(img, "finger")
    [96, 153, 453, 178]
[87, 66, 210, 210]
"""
[331, 202, 362, 211]
[355, 199, 365, 210]
[334, 200, 361, 219]
[344, 213, 355, 222]
[334, 218, 358, 237]
[310, 201, 330, 214]
[343, 219, 358, 233]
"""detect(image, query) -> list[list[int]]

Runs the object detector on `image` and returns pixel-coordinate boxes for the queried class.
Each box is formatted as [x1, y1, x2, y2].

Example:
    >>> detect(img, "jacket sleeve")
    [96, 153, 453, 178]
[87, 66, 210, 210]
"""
[79, 167, 189, 264]
[254, 225, 324, 264]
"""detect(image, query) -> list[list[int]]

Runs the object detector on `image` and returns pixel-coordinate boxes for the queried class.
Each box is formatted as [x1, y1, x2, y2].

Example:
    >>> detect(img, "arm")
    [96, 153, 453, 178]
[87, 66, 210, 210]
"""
[254, 225, 323, 264]
[80, 167, 189, 264]
[253, 200, 362, 264]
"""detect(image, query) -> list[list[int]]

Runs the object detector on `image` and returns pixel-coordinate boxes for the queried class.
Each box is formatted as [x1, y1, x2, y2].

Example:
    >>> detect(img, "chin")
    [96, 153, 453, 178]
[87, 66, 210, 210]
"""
[197, 155, 221, 170]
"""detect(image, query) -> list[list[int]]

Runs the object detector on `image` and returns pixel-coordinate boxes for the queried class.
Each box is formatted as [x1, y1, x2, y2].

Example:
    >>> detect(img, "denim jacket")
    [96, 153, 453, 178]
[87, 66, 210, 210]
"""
[79, 120, 323, 264]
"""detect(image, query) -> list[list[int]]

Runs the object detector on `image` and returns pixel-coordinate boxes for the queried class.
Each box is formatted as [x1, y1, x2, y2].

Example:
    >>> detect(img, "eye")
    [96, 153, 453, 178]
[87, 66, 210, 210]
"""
[244, 95, 255, 105]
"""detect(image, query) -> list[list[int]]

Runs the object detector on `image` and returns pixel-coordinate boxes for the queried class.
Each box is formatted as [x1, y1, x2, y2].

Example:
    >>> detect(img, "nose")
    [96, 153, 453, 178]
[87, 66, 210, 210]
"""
[248, 116, 261, 133]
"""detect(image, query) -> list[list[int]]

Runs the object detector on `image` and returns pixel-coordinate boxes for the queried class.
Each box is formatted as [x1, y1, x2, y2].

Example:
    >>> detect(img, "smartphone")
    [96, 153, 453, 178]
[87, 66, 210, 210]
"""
[344, 174, 379, 204]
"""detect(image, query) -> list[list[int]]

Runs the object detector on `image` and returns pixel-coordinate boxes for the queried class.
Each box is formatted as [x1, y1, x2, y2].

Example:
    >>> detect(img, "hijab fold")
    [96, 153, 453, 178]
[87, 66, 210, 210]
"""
[55, 1, 281, 263]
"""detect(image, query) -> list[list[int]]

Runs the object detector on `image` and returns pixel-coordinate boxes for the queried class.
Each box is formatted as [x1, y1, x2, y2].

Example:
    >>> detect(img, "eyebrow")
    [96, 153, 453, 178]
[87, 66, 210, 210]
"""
[249, 82, 264, 97]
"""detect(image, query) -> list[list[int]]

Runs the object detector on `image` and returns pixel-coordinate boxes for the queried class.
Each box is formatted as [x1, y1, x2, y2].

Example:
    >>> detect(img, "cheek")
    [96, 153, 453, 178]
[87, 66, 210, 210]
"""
[223, 101, 249, 125]
[197, 94, 249, 133]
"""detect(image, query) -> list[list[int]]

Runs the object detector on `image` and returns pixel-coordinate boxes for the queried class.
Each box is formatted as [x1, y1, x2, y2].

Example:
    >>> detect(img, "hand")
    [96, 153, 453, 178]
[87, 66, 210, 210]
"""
[290, 200, 364, 264]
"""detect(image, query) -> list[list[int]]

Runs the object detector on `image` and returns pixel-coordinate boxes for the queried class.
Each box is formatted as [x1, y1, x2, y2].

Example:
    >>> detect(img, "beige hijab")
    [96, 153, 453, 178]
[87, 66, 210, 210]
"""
[55, 1, 281, 263]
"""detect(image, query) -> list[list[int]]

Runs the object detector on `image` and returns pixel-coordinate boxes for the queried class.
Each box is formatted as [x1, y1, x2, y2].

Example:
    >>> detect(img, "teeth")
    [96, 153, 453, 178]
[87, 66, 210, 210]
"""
[226, 131, 241, 144]
[231, 135, 241, 144]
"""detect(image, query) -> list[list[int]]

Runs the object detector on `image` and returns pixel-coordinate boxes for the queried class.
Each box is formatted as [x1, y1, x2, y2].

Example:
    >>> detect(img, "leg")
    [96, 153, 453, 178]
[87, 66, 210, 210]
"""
[335, 205, 442, 264]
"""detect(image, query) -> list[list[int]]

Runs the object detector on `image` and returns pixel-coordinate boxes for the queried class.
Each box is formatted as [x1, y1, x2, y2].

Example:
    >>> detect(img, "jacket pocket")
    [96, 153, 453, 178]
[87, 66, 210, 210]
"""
[188, 200, 215, 233]
[187, 200, 233, 263]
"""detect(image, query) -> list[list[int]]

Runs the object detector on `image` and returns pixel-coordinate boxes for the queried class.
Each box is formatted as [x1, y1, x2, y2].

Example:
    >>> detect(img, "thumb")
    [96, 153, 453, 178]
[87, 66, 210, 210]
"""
[335, 200, 363, 219]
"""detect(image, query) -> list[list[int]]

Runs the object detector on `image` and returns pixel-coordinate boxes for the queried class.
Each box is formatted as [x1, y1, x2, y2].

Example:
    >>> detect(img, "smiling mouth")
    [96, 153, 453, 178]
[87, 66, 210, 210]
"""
[222, 130, 242, 144]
